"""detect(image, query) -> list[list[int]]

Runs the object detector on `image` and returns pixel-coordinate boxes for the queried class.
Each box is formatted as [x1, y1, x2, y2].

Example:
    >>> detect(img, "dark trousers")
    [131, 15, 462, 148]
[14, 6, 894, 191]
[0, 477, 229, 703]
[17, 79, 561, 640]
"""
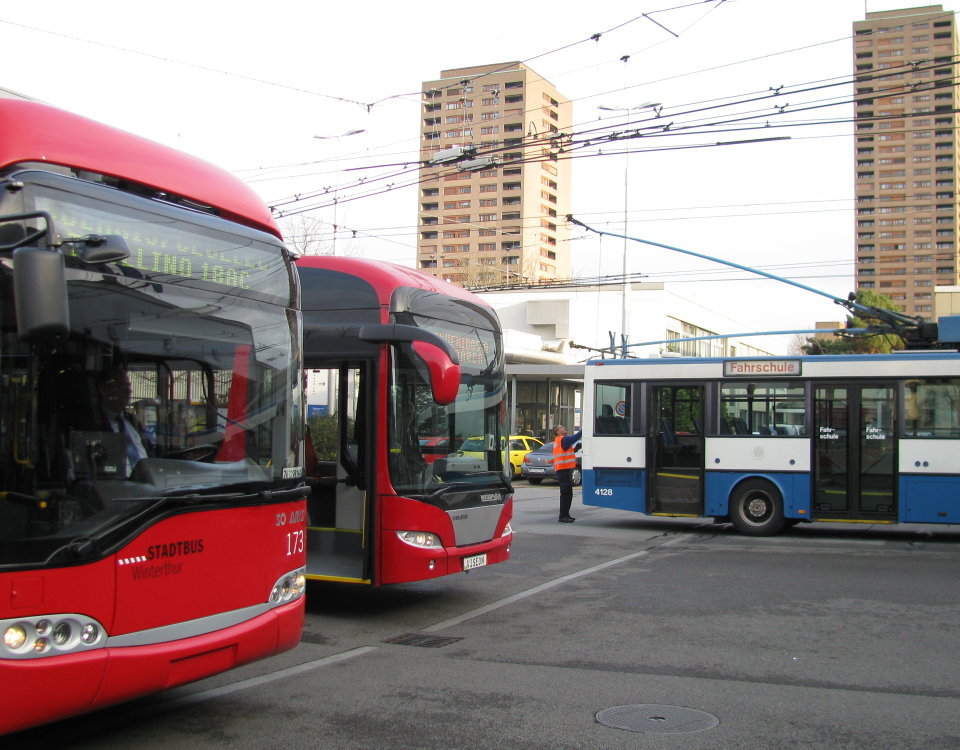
[557, 468, 573, 518]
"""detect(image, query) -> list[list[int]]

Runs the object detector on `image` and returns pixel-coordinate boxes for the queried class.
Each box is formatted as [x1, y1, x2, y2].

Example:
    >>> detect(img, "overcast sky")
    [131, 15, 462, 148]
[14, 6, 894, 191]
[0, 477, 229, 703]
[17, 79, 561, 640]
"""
[3, 0, 954, 344]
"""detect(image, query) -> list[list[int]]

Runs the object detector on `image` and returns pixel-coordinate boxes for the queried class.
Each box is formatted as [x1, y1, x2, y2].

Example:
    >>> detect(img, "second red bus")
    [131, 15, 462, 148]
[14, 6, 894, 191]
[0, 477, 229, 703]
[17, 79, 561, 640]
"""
[297, 256, 513, 584]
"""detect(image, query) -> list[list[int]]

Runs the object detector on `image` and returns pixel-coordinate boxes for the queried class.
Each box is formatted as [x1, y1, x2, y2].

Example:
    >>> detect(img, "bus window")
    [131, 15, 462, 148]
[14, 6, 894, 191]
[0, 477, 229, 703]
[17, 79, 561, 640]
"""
[594, 381, 632, 435]
[904, 378, 960, 437]
[720, 382, 807, 436]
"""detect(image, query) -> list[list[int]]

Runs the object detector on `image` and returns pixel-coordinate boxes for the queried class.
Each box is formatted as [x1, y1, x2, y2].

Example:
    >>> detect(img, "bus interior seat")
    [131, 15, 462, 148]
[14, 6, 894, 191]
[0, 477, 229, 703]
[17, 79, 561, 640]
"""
[305, 459, 337, 527]
[659, 419, 678, 445]
[595, 415, 629, 434]
[596, 405, 629, 434]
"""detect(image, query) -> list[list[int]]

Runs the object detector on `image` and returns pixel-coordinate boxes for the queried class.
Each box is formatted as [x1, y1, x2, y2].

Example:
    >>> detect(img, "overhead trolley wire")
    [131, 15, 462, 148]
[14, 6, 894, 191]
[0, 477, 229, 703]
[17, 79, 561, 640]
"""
[268, 55, 960, 215]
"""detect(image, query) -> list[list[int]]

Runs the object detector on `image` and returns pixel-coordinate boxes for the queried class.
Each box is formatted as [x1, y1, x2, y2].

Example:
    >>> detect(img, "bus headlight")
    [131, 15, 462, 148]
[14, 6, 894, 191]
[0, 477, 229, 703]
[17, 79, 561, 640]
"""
[3, 625, 27, 650]
[80, 623, 100, 644]
[397, 531, 440, 549]
[269, 567, 306, 606]
[52, 621, 73, 647]
[1, 615, 105, 659]
[501, 522, 513, 537]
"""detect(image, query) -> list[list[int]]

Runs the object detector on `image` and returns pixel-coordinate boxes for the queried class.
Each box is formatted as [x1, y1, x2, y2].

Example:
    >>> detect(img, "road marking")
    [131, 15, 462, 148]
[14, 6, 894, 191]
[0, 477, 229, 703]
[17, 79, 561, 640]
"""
[146, 532, 692, 713]
[151, 646, 378, 712]
[423, 533, 690, 633]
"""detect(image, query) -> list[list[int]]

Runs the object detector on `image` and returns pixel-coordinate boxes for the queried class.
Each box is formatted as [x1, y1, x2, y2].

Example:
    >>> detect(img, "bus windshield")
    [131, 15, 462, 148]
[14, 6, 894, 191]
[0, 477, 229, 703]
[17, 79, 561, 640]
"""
[388, 304, 508, 503]
[0, 170, 302, 568]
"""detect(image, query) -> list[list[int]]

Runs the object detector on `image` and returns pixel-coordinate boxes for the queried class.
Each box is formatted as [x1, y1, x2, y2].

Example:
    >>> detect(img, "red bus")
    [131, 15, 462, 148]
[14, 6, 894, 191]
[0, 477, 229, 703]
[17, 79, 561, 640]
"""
[297, 256, 513, 584]
[0, 100, 306, 735]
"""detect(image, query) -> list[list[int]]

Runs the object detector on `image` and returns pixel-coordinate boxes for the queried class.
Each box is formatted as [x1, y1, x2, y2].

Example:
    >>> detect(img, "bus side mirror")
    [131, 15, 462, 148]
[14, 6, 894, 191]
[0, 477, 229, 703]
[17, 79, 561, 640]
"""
[74, 234, 131, 264]
[13, 246, 70, 340]
[357, 323, 462, 406]
[412, 339, 461, 406]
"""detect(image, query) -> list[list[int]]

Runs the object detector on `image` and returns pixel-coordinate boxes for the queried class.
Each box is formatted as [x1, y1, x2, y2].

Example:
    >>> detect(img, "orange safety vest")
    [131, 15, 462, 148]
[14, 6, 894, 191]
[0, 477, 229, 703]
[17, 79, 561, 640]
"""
[552, 436, 577, 471]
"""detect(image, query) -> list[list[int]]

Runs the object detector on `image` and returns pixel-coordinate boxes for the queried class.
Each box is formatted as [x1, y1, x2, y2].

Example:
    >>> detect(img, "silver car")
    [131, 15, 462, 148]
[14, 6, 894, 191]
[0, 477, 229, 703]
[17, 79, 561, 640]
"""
[520, 442, 582, 485]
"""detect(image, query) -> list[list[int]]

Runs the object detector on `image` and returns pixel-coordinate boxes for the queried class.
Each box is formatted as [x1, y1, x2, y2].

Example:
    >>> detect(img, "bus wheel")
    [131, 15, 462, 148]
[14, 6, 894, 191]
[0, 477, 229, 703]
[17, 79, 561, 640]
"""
[729, 479, 784, 536]
[571, 468, 582, 486]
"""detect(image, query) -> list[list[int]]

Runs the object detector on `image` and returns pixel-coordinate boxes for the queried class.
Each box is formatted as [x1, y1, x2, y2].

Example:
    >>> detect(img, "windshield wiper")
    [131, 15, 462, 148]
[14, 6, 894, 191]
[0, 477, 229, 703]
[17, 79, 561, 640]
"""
[161, 485, 310, 504]
[43, 497, 168, 565]
[426, 471, 512, 499]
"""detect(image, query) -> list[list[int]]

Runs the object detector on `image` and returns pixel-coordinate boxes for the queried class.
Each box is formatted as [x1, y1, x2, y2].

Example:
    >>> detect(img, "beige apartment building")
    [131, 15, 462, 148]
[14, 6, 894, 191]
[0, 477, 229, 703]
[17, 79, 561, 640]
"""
[853, 5, 959, 318]
[416, 63, 572, 286]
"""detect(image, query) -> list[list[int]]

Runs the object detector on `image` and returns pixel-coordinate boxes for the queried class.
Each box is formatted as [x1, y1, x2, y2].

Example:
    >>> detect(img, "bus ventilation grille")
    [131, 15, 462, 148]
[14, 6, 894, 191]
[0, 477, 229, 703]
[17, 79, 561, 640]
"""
[383, 633, 463, 648]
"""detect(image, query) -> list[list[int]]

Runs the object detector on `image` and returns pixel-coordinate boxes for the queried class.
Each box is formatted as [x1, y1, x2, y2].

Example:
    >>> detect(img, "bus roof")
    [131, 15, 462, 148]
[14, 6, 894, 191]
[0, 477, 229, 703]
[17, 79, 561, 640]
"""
[0, 99, 280, 239]
[296, 255, 492, 308]
[586, 351, 960, 366]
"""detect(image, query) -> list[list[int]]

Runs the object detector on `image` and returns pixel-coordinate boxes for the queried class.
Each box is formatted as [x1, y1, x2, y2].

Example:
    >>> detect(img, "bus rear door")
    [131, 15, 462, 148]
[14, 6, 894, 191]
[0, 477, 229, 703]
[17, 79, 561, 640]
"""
[813, 384, 897, 523]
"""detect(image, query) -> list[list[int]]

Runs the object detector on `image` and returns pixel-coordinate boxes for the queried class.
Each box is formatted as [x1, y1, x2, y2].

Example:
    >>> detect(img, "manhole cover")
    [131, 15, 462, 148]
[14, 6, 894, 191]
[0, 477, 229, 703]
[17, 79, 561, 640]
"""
[596, 704, 719, 734]
[382, 633, 463, 648]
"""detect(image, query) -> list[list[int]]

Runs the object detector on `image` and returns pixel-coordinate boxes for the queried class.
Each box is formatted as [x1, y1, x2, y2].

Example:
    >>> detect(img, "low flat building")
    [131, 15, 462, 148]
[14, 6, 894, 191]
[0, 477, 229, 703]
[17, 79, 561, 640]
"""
[478, 282, 787, 438]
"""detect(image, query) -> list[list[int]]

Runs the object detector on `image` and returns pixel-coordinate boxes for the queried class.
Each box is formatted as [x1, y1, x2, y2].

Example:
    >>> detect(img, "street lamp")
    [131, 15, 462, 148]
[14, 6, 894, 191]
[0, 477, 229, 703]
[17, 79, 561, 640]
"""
[313, 129, 366, 255]
[597, 103, 660, 356]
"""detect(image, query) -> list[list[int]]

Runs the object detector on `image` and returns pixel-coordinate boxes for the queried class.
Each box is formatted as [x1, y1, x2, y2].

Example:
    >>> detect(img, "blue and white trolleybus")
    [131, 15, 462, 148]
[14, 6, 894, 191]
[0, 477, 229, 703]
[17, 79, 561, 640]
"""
[582, 352, 960, 534]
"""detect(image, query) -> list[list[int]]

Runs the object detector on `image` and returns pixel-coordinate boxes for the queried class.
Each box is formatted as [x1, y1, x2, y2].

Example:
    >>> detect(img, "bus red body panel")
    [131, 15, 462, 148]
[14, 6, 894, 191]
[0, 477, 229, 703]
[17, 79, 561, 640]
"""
[0, 499, 306, 735]
[5, 559, 118, 630]
[378, 496, 513, 584]
[0, 600, 303, 735]
[0, 99, 280, 238]
[110, 503, 305, 634]
[93, 601, 304, 704]
[1, 501, 306, 633]
[0, 652, 107, 735]
[299, 255, 487, 307]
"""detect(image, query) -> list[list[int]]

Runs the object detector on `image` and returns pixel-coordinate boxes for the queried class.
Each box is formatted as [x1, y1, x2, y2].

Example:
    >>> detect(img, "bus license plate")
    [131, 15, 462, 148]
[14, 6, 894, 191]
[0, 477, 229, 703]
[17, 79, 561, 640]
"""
[463, 553, 487, 571]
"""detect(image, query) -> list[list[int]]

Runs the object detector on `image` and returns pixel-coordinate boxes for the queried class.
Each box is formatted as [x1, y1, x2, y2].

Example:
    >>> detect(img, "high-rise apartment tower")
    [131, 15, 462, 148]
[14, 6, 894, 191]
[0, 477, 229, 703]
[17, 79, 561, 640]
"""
[416, 63, 572, 287]
[853, 5, 959, 317]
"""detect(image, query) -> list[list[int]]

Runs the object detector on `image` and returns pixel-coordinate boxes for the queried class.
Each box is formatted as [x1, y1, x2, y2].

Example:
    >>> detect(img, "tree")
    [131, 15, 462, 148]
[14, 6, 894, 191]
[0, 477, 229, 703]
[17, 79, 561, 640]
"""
[306, 414, 339, 461]
[800, 290, 906, 354]
[278, 214, 360, 257]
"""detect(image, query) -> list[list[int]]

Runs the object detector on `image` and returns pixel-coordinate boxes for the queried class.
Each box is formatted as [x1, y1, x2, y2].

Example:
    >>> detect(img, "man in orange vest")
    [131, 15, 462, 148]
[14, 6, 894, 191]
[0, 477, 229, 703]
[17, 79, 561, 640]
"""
[552, 424, 581, 523]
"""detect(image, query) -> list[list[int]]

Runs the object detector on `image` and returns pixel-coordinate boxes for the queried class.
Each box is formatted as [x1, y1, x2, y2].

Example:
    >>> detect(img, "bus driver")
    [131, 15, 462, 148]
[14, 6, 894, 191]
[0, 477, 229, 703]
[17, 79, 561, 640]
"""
[98, 364, 151, 474]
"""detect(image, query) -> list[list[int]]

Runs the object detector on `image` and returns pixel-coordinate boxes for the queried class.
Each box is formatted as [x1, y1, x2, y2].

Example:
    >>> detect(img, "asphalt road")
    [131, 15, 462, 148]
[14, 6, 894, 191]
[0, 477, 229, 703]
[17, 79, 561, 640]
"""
[9, 482, 960, 750]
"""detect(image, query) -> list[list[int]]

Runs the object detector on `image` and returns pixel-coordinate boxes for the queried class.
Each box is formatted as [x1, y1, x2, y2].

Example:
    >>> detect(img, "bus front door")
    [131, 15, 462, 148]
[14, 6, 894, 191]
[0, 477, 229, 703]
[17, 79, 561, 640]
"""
[647, 385, 704, 516]
[813, 384, 897, 522]
[305, 365, 374, 583]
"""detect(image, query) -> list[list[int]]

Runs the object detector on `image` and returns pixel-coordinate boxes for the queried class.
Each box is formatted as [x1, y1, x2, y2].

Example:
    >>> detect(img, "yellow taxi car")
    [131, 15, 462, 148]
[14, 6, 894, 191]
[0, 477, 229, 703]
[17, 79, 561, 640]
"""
[458, 435, 544, 478]
[507, 435, 544, 477]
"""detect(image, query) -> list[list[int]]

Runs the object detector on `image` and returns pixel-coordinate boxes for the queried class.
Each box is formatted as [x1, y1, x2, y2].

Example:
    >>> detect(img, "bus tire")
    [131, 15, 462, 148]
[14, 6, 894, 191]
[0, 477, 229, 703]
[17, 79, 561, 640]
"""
[729, 479, 785, 536]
